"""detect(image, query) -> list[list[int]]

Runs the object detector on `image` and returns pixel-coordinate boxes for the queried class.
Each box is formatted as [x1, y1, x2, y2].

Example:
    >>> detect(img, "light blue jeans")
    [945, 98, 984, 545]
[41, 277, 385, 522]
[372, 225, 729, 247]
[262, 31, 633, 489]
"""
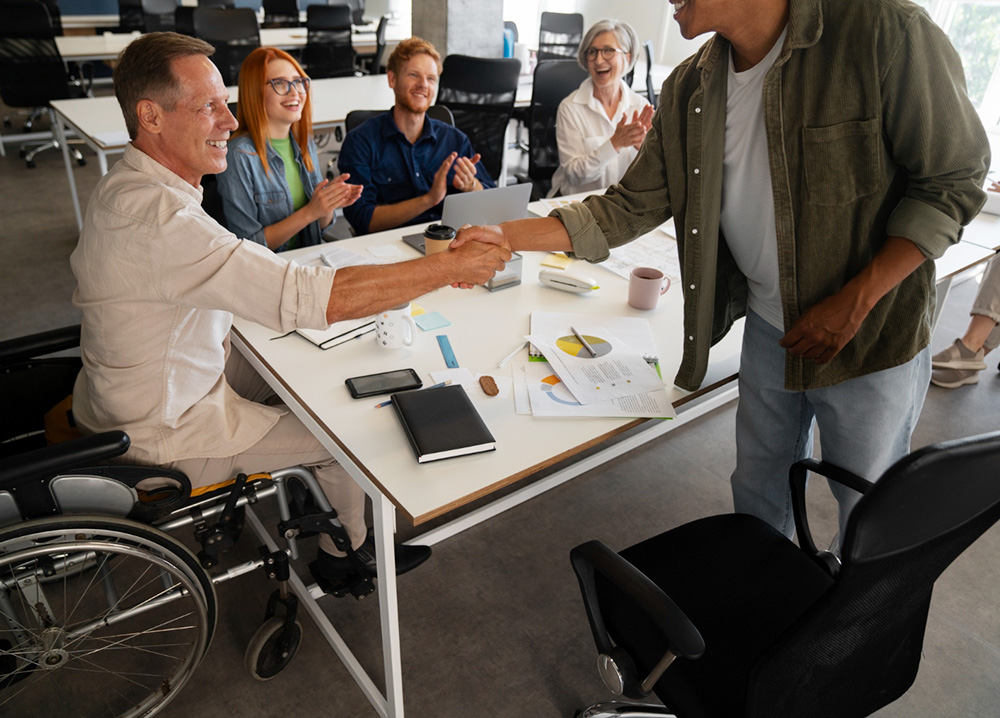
[731, 308, 931, 540]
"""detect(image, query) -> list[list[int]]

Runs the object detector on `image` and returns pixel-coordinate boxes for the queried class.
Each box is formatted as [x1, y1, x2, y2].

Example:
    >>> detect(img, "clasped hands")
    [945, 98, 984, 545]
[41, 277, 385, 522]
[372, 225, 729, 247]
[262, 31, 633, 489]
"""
[611, 105, 654, 153]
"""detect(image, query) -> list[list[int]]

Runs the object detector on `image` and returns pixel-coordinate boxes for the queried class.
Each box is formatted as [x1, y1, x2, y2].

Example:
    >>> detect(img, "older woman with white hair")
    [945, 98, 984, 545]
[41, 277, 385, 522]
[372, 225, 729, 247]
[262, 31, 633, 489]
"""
[549, 19, 654, 197]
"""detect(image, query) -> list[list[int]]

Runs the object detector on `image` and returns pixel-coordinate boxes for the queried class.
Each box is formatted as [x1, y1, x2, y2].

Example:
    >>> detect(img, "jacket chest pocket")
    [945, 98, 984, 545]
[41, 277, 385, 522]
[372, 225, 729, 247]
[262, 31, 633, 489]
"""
[254, 190, 285, 207]
[802, 118, 880, 206]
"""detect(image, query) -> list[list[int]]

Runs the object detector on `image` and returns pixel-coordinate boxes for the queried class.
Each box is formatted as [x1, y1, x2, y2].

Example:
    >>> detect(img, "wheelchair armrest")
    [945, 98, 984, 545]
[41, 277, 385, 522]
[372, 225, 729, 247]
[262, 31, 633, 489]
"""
[0, 324, 81, 365]
[570, 540, 705, 661]
[790, 457, 875, 557]
[0, 431, 130, 488]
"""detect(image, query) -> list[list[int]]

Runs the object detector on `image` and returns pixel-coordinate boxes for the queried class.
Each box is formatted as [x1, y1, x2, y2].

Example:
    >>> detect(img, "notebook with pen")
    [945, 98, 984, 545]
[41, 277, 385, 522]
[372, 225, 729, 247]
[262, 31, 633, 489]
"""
[391, 384, 496, 463]
[296, 317, 376, 349]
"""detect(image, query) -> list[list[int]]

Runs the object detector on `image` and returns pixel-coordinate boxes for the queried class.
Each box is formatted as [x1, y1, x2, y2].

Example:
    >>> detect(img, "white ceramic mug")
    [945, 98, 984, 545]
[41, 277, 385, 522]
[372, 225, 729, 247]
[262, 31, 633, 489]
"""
[628, 267, 671, 310]
[375, 303, 417, 349]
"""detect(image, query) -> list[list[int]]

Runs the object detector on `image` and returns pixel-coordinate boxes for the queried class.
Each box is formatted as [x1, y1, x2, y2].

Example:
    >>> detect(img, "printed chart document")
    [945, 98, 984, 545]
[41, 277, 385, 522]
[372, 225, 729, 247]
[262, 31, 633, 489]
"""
[515, 361, 675, 419]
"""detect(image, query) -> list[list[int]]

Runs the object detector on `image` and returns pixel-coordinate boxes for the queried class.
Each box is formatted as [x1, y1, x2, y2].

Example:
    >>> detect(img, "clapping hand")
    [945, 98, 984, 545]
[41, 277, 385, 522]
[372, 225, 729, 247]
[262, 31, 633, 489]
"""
[451, 153, 483, 192]
[610, 105, 654, 152]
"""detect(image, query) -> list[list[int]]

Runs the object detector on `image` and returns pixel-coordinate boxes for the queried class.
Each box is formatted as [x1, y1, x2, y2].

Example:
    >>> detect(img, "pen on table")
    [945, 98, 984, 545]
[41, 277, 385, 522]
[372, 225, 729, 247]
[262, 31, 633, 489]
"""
[497, 340, 529, 368]
[374, 380, 451, 408]
[570, 326, 597, 357]
[320, 326, 375, 349]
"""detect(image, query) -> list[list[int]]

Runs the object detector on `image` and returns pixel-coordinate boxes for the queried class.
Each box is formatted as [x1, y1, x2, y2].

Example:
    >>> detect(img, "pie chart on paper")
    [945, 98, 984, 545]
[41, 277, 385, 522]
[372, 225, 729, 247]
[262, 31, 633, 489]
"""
[540, 374, 580, 406]
[555, 333, 612, 358]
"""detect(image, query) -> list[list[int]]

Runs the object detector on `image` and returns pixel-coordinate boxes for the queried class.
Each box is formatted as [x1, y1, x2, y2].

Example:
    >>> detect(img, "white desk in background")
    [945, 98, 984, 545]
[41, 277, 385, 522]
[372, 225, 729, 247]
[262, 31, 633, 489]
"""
[51, 74, 397, 229]
[230, 226, 743, 717]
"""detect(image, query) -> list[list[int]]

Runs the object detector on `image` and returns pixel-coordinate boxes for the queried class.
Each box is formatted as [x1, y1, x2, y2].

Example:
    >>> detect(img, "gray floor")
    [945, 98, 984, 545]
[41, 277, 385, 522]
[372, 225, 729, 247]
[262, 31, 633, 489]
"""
[1, 108, 998, 718]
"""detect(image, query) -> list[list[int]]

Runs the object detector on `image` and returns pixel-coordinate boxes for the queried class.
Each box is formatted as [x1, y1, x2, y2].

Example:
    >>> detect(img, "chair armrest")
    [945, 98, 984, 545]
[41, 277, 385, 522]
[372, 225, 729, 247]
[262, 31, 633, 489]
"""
[0, 324, 81, 365]
[570, 540, 705, 661]
[0, 431, 130, 488]
[790, 457, 875, 557]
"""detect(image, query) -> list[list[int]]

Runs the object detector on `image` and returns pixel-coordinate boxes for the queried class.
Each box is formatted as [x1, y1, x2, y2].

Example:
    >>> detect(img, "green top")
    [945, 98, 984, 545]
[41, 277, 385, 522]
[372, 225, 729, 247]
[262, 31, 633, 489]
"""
[270, 136, 308, 250]
[554, 0, 990, 392]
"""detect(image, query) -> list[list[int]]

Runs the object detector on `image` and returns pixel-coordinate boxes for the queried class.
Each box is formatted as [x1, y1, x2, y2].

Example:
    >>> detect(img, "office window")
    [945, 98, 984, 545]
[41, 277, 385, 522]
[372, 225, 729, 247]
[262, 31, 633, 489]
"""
[913, 0, 1000, 129]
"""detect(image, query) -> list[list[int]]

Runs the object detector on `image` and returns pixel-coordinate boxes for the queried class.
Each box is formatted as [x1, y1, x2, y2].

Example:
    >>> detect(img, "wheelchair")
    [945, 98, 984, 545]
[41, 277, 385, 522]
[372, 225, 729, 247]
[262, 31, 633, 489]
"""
[0, 325, 375, 717]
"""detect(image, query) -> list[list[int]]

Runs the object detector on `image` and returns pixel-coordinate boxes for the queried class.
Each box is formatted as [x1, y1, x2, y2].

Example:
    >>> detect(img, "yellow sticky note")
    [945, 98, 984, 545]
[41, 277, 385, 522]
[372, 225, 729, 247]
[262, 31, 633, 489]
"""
[541, 253, 574, 269]
[411, 303, 426, 316]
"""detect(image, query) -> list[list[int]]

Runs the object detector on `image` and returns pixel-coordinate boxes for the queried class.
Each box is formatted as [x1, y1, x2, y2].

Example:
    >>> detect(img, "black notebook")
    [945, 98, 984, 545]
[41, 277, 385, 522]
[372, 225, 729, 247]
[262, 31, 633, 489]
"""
[391, 385, 496, 463]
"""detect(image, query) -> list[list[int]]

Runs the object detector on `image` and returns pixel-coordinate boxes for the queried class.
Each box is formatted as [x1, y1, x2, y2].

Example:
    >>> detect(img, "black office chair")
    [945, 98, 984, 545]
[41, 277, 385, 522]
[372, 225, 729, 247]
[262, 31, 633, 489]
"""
[355, 13, 387, 74]
[174, 5, 196, 35]
[303, 4, 356, 79]
[342, 0, 365, 26]
[644, 40, 659, 110]
[140, 0, 177, 32]
[193, 7, 260, 86]
[571, 430, 1000, 718]
[538, 11, 583, 62]
[262, 0, 300, 28]
[435, 54, 520, 185]
[515, 59, 587, 201]
[0, 0, 91, 168]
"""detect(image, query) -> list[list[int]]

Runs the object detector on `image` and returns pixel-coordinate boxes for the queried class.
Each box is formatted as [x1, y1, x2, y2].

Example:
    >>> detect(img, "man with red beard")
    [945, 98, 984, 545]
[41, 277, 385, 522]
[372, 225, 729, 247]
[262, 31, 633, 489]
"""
[338, 37, 495, 235]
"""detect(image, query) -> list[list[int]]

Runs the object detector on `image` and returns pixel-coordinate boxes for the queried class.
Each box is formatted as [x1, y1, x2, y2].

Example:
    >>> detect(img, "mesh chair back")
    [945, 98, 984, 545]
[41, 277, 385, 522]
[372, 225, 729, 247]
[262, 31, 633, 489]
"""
[0, 0, 73, 109]
[141, 0, 177, 32]
[304, 4, 355, 78]
[262, 0, 299, 28]
[344, 104, 453, 135]
[538, 11, 582, 61]
[526, 60, 587, 194]
[435, 54, 520, 182]
[193, 7, 260, 86]
[746, 431, 1000, 717]
[174, 5, 196, 35]
[343, 0, 364, 25]
[643, 40, 658, 109]
[118, 0, 145, 31]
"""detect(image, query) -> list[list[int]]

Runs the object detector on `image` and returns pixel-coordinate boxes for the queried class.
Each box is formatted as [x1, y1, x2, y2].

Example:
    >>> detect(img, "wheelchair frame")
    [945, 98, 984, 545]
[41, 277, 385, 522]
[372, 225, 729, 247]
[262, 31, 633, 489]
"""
[0, 456, 372, 717]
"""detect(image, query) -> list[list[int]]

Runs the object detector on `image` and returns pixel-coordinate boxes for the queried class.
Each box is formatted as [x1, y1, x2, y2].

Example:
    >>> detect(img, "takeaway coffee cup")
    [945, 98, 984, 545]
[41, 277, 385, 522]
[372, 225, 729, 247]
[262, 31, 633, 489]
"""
[628, 267, 671, 310]
[423, 224, 456, 255]
[375, 303, 416, 349]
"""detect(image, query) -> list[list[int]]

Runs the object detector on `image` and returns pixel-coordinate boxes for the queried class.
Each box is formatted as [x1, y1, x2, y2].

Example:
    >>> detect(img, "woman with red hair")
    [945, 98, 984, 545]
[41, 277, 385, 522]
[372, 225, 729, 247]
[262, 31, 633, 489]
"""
[217, 47, 362, 251]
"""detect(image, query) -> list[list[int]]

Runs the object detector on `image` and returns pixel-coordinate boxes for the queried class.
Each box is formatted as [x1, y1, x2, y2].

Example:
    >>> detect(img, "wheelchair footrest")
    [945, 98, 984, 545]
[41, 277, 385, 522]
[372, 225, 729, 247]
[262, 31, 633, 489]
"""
[308, 561, 376, 600]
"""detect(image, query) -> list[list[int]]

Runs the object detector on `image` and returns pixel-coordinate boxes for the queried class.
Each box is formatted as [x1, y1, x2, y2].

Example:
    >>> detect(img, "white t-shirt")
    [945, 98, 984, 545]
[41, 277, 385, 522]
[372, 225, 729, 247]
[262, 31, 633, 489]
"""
[719, 27, 788, 331]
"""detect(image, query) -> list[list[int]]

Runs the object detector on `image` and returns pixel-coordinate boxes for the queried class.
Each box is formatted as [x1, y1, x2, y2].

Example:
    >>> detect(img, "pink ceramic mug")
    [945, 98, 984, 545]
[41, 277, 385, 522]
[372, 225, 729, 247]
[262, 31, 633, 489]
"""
[628, 267, 671, 310]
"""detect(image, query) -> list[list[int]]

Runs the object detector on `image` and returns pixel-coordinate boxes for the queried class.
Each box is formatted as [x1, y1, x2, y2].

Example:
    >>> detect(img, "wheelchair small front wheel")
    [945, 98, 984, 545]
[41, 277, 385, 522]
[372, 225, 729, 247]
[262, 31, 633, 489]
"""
[244, 616, 302, 681]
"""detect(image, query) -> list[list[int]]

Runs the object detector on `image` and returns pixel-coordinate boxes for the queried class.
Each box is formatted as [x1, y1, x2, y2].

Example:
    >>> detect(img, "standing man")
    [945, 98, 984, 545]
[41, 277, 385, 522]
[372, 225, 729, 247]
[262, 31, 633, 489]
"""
[338, 37, 495, 235]
[455, 0, 990, 539]
[71, 33, 509, 586]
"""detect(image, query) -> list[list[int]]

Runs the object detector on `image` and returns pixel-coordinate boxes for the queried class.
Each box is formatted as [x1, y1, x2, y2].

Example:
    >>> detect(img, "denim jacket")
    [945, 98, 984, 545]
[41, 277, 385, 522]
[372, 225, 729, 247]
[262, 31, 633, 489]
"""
[554, 0, 989, 392]
[217, 133, 325, 250]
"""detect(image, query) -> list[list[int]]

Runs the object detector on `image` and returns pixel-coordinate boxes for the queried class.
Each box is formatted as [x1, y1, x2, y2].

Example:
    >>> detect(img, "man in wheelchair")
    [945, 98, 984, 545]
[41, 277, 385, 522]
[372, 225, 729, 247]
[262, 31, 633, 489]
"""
[68, 33, 509, 589]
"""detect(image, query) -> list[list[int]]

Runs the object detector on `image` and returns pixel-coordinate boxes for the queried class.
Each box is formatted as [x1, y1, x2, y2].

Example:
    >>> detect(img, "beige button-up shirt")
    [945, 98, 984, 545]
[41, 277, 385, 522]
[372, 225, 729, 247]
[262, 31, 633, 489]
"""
[71, 144, 335, 466]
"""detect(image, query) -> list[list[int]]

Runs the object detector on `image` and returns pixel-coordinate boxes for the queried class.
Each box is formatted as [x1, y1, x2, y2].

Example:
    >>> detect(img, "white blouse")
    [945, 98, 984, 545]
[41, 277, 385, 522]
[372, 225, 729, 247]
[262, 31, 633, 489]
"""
[550, 77, 651, 197]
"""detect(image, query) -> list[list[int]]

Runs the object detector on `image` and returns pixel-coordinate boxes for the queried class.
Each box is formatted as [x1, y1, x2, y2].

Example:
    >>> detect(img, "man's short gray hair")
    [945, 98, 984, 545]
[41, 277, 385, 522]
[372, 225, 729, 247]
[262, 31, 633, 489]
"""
[577, 19, 640, 73]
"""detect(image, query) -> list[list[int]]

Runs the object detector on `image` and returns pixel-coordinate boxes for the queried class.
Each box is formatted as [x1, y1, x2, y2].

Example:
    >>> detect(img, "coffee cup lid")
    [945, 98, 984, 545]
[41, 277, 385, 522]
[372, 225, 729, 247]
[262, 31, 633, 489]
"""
[424, 224, 456, 240]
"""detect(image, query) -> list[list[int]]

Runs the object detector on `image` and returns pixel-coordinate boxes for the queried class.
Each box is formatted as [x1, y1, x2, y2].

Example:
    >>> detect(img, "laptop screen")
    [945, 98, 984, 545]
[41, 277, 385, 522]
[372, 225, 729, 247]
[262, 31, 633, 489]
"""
[440, 183, 532, 229]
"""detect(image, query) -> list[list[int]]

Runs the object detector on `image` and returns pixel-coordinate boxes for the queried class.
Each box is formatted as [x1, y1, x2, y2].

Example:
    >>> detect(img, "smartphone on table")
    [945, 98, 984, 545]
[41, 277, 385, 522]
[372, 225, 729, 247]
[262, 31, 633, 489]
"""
[345, 368, 423, 398]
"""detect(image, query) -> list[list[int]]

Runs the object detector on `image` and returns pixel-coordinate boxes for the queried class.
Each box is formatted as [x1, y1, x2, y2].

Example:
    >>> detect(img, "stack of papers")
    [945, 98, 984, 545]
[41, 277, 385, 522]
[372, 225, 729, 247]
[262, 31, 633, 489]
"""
[515, 312, 675, 419]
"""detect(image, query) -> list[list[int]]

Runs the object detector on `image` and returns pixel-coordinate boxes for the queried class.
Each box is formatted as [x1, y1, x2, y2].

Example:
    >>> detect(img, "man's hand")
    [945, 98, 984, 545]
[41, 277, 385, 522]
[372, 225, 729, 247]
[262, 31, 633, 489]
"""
[452, 224, 511, 252]
[990, 180, 999, 193]
[452, 153, 483, 192]
[442, 239, 511, 288]
[427, 152, 458, 206]
[779, 289, 869, 363]
[610, 105, 654, 152]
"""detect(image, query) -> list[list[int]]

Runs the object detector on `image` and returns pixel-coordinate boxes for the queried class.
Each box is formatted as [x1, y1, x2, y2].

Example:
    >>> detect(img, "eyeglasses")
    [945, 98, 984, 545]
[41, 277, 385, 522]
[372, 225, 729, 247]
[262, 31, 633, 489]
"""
[266, 77, 311, 96]
[585, 47, 627, 62]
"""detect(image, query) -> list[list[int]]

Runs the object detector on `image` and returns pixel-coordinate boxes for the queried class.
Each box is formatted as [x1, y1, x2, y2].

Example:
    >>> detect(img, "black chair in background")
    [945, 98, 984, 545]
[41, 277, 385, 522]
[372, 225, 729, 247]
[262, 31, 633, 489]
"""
[341, 0, 365, 26]
[355, 13, 387, 74]
[262, 0, 300, 28]
[303, 4, 356, 78]
[174, 5, 196, 35]
[538, 11, 583, 61]
[117, 0, 144, 32]
[571, 431, 1000, 718]
[643, 40, 659, 110]
[193, 7, 260, 86]
[516, 60, 587, 201]
[0, 0, 91, 168]
[139, 0, 177, 32]
[435, 54, 520, 185]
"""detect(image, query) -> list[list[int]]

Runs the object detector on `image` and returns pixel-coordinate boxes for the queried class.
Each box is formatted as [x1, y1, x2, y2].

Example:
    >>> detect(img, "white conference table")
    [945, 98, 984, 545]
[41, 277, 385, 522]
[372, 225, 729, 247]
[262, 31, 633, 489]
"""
[229, 225, 743, 717]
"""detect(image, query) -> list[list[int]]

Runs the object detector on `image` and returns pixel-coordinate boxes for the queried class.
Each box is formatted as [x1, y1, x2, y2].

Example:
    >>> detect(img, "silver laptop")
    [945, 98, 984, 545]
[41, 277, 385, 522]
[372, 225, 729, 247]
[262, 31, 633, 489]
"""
[403, 183, 532, 253]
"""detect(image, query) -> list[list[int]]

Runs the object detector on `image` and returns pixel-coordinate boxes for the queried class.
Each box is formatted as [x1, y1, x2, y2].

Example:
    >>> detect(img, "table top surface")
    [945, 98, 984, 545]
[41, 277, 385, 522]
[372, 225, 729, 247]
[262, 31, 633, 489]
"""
[231, 224, 742, 525]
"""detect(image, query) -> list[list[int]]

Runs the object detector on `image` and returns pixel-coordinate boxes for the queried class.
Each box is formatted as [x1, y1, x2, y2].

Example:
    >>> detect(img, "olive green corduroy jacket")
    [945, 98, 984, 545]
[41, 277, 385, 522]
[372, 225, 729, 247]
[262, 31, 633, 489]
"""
[554, 0, 990, 392]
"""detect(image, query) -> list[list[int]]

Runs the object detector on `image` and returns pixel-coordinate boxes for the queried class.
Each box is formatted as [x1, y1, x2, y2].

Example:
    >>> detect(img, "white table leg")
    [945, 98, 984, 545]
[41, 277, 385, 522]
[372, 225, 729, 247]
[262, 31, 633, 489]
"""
[374, 492, 405, 718]
[53, 108, 83, 231]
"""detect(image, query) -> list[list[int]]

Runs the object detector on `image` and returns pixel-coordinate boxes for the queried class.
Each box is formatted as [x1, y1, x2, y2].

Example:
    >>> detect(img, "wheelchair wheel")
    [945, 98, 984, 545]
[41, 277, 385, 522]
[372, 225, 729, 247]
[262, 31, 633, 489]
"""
[244, 616, 302, 681]
[0, 516, 217, 717]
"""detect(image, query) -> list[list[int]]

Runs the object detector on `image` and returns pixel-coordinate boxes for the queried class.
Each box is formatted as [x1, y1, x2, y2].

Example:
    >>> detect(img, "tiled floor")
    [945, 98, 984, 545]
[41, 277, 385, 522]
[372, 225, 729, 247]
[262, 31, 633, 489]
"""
[1, 104, 998, 717]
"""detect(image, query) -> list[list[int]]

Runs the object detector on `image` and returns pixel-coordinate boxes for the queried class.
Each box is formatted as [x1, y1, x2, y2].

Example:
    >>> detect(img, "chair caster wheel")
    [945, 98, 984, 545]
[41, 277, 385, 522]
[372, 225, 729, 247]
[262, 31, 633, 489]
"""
[76, 157, 87, 167]
[26, 160, 36, 169]
[18, 149, 26, 158]
[244, 616, 302, 681]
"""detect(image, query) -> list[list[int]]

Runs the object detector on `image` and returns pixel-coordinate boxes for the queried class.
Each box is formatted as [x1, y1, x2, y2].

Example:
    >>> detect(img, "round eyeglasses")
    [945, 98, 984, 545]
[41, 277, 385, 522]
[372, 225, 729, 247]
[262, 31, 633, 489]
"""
[585, 47, 627, 62]
[266, 77, 311, 96]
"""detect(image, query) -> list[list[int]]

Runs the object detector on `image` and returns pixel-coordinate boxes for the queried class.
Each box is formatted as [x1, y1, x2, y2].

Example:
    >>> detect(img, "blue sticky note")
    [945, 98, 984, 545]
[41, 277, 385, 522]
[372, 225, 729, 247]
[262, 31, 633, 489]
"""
[415, 311, 451, 331]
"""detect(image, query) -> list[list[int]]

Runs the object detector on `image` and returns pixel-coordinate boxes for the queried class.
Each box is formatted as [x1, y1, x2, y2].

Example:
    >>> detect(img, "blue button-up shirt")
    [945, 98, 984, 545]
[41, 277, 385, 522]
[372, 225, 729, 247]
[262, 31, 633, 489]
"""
[338, 110, 496, 235]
